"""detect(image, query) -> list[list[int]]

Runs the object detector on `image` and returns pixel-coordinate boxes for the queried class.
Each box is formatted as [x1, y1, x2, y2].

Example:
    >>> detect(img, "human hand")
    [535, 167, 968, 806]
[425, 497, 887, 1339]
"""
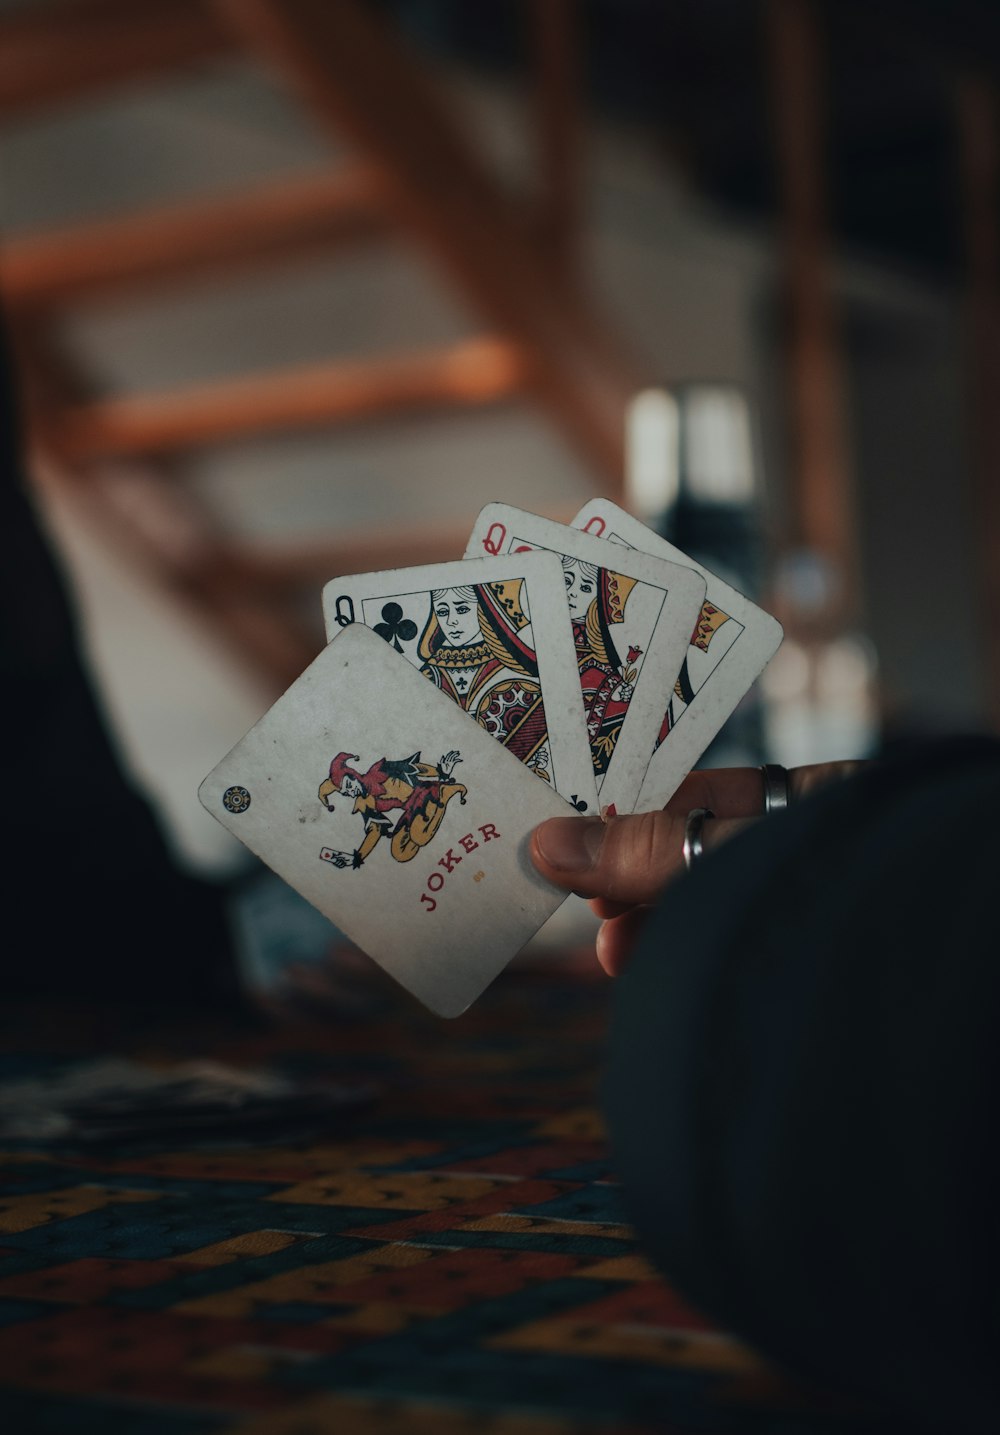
[529, 761, 863, 976]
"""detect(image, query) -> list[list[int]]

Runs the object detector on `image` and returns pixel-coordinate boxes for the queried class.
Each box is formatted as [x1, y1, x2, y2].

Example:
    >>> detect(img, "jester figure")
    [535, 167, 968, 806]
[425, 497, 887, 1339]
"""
[318, 750, 467, 868]
[418, 581, 551, 781]
[561, 557, 640, 779]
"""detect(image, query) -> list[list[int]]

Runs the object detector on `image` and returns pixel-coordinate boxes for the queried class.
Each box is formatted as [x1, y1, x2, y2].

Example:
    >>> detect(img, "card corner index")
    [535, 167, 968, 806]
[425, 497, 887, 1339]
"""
[466, 501, 517, 558]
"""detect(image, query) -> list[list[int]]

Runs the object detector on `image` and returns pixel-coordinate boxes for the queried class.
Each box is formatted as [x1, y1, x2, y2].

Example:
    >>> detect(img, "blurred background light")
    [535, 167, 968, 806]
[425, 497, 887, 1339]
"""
[682, 385, 756, 505]
[624, 385, 680, 522]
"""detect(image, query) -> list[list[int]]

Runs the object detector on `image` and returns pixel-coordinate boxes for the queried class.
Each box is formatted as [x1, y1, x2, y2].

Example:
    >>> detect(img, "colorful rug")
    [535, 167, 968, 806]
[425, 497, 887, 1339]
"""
[0, 957, 867, 1434]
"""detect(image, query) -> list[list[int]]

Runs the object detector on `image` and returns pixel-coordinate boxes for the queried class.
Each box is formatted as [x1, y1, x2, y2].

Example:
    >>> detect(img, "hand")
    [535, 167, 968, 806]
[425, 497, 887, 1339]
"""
[530, 761, 863, 976]
[439, 750, 462, 777]
[611, 681, 634, 703]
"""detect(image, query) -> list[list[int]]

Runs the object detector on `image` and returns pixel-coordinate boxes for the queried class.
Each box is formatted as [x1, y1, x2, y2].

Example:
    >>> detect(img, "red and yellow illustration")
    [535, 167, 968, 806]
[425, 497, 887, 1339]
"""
[561, 558, 640, 778]
[418, 581, 551, 781]
[654, 599, 733, 748]
[318, 750, 467, 868]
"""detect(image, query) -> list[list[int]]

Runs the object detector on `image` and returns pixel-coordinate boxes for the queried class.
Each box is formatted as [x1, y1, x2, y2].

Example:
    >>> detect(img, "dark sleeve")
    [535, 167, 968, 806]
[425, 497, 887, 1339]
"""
[0, 322, 236, 1007]
[604, 738, 1000, 1432]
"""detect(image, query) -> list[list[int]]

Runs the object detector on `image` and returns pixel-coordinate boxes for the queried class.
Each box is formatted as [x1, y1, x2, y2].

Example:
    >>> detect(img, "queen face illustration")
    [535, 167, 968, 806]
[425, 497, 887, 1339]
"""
[562, 559, 599, 620]
[433, 586, 485, 648]
[417, 579, 550, 781]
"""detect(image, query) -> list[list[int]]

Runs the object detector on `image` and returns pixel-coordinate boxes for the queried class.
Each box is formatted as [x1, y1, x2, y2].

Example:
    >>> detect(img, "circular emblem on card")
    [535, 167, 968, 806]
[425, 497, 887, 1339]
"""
[222, 785, 251, 814]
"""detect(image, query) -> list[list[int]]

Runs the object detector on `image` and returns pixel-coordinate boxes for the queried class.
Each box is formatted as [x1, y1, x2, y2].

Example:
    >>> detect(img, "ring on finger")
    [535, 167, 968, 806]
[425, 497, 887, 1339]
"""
[760, 763, 790, 815]
[682, 807, 715, 871]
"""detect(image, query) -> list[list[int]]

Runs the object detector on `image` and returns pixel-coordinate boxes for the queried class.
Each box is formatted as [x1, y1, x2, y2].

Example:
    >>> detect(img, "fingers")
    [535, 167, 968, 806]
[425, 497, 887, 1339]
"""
[533, 762, 864, 980]
[666, 760, 867, 821]
[595, 906, 651, 976]
[791, 759, 865, 800]
[588, 896, 633, 920]
[665, 766, 766, 820]
[530, 810, 686, 905]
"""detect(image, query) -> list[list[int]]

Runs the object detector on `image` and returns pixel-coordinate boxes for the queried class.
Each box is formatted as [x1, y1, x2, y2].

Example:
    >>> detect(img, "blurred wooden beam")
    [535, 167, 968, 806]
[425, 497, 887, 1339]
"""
[766, 0, 858, 615]
[11, 322, 316, 691]
[957, 74, 1000, 731]
[228, 505, 580, 591]
[528, 0, 583, 272]
[229, 523, 491, 594]
[0, 0, 232, 118]
[215, 0, 640, 488]
[0, 169, 388, 311]
[54, 337, 527, 460]
[37, 459, 317, 692]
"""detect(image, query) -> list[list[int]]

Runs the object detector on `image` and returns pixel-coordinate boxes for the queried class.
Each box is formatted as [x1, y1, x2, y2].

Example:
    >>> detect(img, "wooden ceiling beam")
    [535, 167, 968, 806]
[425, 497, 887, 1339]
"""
[11, 322, 315, 691]
[214, 0, 641, 488]
[53, 336, 528, 460]
[766, 0, 858, 617]
[0, 168, 389, 311]
[0, 0, 233, 119]
[528, 0, 583, 273]
[221, 506, 580, 592]
[35, 458, 317, 691]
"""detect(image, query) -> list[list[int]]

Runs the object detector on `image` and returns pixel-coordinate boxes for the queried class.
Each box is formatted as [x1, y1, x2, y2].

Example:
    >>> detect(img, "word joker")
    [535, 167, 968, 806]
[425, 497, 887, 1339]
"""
[419, 824, 500, 912]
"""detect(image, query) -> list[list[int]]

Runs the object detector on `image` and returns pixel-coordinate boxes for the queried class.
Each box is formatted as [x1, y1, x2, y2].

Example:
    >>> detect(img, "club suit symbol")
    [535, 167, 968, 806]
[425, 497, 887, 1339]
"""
[374, 601, 418, 654]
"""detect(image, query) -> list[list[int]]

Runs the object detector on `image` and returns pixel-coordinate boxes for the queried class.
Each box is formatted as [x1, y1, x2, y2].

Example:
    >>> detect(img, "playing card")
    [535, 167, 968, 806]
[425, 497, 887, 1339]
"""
[573, 498, 783, 810]
[199, 624, 573, 1017]
[465, 504, 707, 814]
[321, 553, 597, 815]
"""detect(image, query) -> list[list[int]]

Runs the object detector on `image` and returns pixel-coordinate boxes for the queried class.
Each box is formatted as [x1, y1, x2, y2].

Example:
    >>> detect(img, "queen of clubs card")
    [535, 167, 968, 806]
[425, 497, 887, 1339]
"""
[418, 582, 551, 782]
[318, 749, 466, 869]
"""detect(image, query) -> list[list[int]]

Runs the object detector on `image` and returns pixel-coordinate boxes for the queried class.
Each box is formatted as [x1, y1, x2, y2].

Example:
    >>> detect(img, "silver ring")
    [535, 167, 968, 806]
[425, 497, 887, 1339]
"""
[683, 807, 715, 871]
[760, 764, 790, 815]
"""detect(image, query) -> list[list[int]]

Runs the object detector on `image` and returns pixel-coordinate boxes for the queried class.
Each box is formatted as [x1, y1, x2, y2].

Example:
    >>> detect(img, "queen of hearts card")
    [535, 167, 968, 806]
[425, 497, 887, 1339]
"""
[562, 557, 641, 778]
[465, 505, 707, 814]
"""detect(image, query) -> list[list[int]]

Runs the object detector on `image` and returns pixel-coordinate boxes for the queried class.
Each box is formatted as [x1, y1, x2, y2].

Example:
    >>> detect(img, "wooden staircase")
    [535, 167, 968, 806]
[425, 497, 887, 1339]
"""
[1, 0, 643, 692]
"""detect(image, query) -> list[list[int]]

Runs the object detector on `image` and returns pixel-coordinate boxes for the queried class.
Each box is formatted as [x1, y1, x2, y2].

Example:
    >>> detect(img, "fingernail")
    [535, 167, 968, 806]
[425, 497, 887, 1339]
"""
[534, 817, 605, 872]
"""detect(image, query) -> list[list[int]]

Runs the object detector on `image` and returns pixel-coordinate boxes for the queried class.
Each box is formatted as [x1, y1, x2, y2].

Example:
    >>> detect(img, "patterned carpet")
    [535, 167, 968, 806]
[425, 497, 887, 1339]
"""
[0, 957, 868, 1435]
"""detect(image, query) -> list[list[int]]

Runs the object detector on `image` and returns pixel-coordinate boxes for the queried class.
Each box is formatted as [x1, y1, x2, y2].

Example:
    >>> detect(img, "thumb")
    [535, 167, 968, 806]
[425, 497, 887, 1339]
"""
[530, 812, 686, 906]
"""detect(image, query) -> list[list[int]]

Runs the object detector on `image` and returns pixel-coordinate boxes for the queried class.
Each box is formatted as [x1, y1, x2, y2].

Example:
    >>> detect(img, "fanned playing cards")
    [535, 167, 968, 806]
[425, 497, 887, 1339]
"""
[199, 496, 782, 1015]
[572, 499, 784, 809]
